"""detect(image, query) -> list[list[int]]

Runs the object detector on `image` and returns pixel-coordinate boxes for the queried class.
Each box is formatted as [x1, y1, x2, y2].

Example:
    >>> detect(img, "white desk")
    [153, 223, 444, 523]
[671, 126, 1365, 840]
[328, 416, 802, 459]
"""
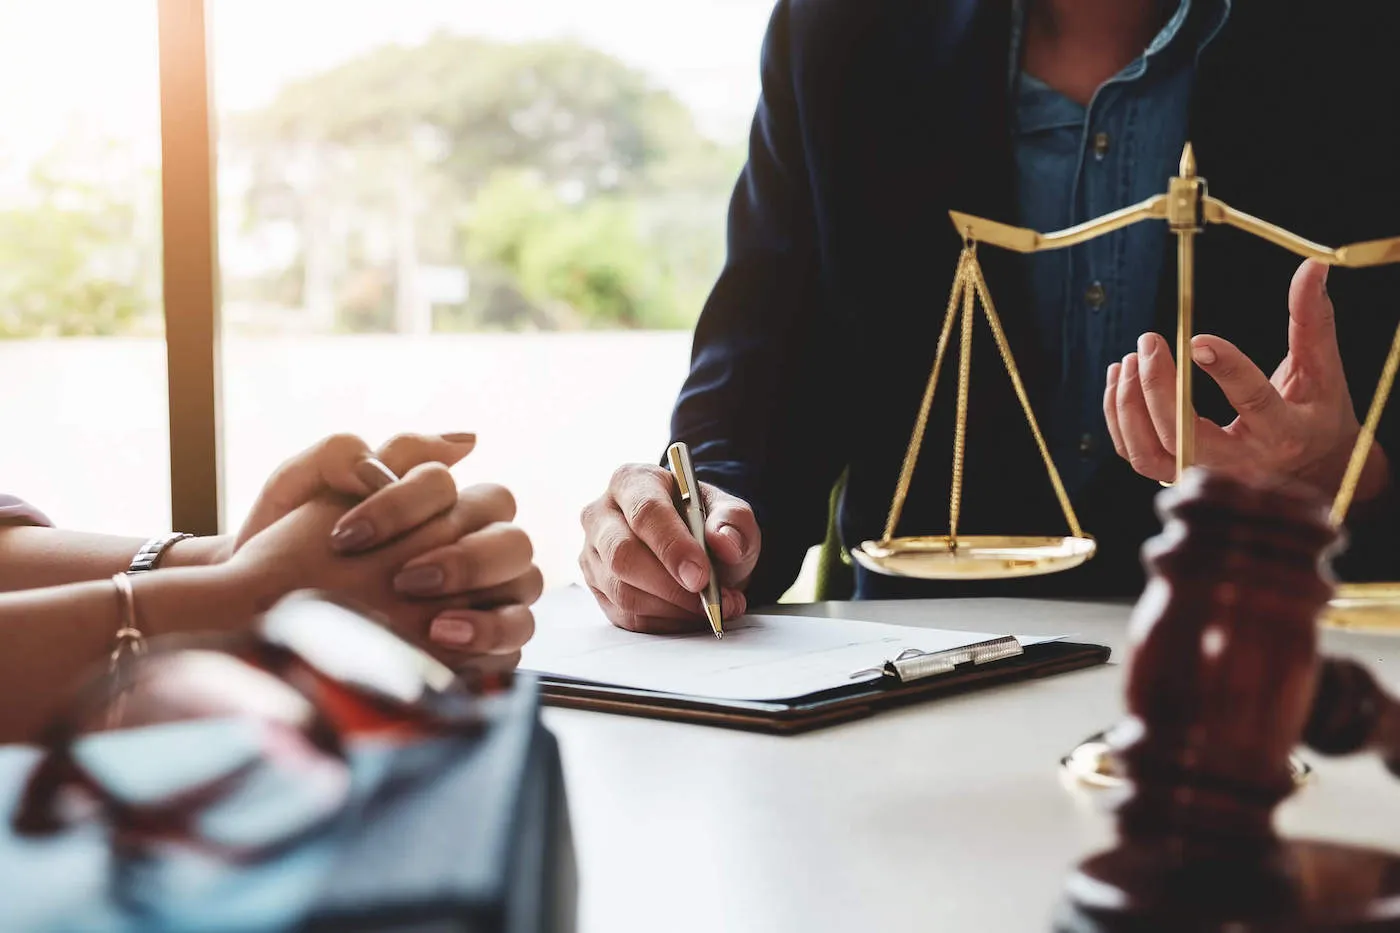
[542, 598, 1400, 933]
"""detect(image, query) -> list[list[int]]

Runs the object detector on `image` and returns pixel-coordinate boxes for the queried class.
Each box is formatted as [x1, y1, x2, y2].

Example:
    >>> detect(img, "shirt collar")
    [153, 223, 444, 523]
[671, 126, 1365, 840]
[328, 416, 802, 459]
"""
[1145, 0, 1233, 69]
[1009, 0, 1232, 92]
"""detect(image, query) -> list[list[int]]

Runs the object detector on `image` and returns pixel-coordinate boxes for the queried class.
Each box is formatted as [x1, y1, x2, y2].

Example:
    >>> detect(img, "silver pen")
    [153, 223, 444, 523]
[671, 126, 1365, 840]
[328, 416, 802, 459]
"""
[666, 442, 723, 638]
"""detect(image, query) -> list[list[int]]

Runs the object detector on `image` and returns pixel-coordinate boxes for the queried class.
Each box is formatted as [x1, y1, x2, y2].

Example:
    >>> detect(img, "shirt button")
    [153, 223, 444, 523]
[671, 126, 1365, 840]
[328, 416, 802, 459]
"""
[1085, 281, 1107, 310]
[1080, 434, 1097, 456]
[1092, 131, 1110, 160]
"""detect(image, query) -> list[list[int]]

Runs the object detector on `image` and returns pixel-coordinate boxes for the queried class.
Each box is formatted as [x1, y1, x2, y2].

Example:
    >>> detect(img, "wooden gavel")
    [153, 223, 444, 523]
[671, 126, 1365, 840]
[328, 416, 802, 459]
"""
[1056, 468, 1400, 932]
[1305, 658, 1400, 779]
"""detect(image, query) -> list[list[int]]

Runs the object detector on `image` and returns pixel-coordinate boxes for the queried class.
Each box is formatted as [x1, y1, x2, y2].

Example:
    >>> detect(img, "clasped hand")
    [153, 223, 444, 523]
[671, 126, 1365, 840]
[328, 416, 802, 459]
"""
[222, 432, 540, 673]
[1106, 260, 1390, 502]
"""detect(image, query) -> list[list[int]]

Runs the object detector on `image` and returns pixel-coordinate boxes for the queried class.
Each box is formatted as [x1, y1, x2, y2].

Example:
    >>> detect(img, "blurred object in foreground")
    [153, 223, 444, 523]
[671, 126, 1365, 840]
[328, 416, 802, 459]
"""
[0, 592, 575, 933]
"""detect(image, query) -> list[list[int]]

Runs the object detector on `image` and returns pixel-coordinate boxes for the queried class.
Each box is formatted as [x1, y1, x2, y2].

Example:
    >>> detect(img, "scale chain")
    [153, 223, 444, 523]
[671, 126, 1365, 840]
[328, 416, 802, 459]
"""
[1331, 316, 1400, 526]
[968, 256, 1086, 539]
[880, 244, 1086, 546]
[948, 247, 977, 543]
[881, 249, 970, 542]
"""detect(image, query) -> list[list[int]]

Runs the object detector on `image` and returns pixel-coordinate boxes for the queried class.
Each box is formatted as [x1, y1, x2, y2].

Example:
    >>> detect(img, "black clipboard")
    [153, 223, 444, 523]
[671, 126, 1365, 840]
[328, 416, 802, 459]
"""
[536, 639, 1110, 735]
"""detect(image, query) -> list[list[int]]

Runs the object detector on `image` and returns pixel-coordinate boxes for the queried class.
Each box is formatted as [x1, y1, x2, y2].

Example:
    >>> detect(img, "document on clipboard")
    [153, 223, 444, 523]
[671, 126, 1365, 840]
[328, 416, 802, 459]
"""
[521, 588, 1110, 733]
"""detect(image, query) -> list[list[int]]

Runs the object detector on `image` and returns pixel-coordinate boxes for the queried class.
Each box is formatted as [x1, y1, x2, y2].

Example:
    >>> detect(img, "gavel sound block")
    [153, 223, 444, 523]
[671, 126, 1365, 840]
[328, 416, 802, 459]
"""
[1054, 469, 1400, 933]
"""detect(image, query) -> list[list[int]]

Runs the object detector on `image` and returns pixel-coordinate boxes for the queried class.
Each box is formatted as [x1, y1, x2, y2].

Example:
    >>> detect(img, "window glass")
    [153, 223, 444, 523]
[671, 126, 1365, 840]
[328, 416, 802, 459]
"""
[0, 2, 169, 532]
[212, 0, 769, 584]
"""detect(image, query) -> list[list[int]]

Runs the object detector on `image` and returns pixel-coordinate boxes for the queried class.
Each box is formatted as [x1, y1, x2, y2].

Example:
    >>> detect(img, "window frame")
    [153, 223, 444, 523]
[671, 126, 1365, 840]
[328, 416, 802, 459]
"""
[157, 0, 223, 535]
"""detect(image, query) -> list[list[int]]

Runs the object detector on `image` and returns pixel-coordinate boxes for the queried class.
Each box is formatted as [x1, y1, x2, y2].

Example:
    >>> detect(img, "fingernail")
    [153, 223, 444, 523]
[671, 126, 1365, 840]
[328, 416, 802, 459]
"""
[443, 432, 477, 445]
[355, 458, 398, 492]
[430, 613, 476, 648]
[394, 564, 446, 595]
[679, 561, 705, 592]
[330, 519, 374, 551]
[1107, 362, 1120, 385]
[1122, 354, 1138, 377]
[1136, 334, 1153, 358]
[1192, 345, 1217, 366]
[1319, 264, 1331, 295]
[717, 523, 743, 553]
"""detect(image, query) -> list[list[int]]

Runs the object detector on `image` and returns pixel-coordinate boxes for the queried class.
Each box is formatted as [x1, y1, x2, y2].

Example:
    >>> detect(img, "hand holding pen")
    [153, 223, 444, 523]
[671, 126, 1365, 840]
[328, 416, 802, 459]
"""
[578, 451, 761, 635]
[667, 443, 725, 637]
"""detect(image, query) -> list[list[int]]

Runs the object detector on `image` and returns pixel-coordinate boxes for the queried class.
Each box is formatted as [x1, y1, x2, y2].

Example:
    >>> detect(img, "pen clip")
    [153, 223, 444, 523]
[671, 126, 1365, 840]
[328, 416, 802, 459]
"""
[666, 442, 696, 502]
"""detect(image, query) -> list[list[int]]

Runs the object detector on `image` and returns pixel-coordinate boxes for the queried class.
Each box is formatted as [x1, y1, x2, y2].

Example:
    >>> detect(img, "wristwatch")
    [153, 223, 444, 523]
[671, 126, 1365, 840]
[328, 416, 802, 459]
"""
[127, 532, 195, 574]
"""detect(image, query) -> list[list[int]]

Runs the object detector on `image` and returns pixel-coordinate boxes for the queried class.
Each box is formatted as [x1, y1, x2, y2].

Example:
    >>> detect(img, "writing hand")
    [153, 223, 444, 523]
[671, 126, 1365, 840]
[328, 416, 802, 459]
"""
[580, 464, 759, 634]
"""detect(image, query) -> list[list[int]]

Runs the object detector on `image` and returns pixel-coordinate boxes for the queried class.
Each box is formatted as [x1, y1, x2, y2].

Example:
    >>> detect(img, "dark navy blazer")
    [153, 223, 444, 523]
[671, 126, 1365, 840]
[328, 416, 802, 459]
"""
[670, 0, 1400, 604]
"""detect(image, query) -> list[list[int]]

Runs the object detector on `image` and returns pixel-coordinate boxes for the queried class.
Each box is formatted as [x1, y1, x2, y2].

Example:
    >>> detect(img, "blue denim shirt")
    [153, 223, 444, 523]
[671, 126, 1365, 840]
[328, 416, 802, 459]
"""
[1012, 0, 1230, 493]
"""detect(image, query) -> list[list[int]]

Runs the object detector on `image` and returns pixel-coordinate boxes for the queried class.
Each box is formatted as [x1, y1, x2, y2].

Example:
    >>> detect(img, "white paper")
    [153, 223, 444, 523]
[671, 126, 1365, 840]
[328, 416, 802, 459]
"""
[521, 587, 1061, 702]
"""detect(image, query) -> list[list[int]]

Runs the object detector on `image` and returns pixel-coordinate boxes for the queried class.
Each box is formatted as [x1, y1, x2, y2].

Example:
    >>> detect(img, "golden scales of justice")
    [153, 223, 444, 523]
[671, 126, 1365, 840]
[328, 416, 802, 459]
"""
[850, 143, 1400, 630]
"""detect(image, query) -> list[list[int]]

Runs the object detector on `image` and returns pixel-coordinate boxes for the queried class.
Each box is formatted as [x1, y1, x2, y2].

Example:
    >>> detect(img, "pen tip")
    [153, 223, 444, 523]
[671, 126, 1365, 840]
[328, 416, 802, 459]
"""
[704, 603, 724, 639]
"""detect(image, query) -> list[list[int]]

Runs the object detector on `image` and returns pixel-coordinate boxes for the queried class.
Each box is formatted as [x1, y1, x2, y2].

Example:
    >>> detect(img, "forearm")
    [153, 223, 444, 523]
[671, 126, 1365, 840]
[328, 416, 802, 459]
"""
[0, 527, 230, 593]
[0, 565, 257, 743]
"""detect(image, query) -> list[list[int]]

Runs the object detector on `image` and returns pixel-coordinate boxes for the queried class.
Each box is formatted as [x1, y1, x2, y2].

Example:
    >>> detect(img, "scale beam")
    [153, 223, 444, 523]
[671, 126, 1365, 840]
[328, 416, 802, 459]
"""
[1203, 198, 1400, 268]
[949, 195, 1168, 254]
[948, 184, 1400, 267]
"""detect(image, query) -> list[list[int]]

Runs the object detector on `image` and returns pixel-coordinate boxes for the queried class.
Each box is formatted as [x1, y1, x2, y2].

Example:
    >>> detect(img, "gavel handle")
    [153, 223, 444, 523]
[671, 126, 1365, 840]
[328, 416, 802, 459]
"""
[1303, 658, 1400, 778]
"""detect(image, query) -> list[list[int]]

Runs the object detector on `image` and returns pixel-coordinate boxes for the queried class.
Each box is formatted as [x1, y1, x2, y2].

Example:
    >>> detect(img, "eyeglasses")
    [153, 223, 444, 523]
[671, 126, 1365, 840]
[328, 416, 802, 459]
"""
[13, 591, 491, 860]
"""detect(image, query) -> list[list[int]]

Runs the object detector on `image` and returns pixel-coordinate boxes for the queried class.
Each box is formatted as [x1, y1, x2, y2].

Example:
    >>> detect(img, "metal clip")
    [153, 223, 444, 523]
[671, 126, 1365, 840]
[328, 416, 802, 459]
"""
[849, 636, 1024, 684]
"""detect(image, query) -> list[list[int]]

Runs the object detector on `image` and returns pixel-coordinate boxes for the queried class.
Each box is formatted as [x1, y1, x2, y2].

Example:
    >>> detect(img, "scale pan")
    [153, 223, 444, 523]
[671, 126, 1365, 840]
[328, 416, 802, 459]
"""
[851, 534, 1096, 580]
[1322, 583, 1400, 633]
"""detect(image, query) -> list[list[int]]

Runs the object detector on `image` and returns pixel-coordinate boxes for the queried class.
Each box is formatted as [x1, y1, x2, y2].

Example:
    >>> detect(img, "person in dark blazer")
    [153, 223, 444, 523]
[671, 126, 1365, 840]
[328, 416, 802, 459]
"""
[581, 0, 1400, 633]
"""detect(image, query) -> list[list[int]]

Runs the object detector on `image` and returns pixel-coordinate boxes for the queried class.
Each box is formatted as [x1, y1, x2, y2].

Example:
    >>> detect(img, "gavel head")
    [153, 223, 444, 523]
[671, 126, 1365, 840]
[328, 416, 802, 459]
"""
[1107, 468, 1340, 862]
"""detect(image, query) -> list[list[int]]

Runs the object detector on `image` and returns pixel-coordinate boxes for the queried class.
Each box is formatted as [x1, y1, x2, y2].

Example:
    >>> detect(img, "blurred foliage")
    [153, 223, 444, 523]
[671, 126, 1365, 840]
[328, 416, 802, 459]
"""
[225, 33, 741, 333]
[463, 170, 686, 329]
[0, 33, 742, 338]
[0, 153, 161, 338]
[229, 34, 735, 196]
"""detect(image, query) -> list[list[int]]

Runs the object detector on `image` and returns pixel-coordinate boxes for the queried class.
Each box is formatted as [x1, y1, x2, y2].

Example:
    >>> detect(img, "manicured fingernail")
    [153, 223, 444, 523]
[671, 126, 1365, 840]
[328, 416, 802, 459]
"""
[717, 524, 743, 553]
[1137, 334, 1153, 358]
[1192, 345, 1217, 366]
[395, 564, 446, 595]
[443, 432, 477, 445]
[430, 613, 476, 647]
[1122, 354, 1138, 377]
[679, 561, 705, 592]
[355, 458, 398, 492]
[330, 519, 374, 551]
